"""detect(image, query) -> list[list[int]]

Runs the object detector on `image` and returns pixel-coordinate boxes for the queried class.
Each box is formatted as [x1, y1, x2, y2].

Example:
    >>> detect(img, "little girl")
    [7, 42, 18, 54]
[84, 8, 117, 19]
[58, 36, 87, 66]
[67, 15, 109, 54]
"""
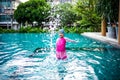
[56, 29, 76, 60]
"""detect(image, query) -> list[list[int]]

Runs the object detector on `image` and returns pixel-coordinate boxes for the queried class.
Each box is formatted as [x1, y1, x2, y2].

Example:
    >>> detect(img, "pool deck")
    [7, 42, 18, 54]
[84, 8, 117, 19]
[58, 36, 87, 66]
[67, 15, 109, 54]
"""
[82, 32, 120, 49]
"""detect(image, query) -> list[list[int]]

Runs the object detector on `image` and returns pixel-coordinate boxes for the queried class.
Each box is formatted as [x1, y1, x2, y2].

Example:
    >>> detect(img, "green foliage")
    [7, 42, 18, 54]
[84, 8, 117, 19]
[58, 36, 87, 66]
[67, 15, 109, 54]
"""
[19, 27, 48, 33]
[0, 27, 3, 33]
[74, 0, 101, 32]
[96, 0, 119, 22]
[62, 26, 94, 34]
[14, 0, 50, 26]
[19, 27, 31, 33]
[0, 28, 18, 33]
[0, 27, 48, 33]
[0, 26, 97, 34]
[54, 3, 78, 27]
[14, 3, 26, 24]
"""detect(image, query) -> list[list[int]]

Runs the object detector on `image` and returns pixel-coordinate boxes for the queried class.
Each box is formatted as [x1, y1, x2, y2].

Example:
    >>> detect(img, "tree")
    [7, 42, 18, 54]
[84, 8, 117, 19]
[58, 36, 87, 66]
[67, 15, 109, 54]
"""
[14, 3, 26, 25]
[74, 0, 101, 31]
[54, 3, 78, 27]
[14, 0, 50, 26]
[96, 0, 119, 23]
[96, 0, 119, 36]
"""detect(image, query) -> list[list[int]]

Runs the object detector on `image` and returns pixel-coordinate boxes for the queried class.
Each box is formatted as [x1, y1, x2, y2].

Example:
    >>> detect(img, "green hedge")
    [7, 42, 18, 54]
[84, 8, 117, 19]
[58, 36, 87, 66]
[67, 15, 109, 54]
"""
[0, 26, 99, 34]
[0, 27, 18, 33]
[59, 26, 99, 34]
[0, 27, 48, 33]
[18, 26, 49, 33]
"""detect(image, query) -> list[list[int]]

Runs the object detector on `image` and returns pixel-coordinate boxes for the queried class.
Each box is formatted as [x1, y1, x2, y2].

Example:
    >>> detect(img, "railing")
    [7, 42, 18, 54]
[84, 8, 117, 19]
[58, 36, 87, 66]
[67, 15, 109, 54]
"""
[0, 21, 18, 25]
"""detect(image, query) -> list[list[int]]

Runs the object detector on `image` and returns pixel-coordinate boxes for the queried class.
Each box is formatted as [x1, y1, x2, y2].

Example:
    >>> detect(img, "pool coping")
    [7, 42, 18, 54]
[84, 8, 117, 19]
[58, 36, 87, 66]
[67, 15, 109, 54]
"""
[82, 32, 120, 49]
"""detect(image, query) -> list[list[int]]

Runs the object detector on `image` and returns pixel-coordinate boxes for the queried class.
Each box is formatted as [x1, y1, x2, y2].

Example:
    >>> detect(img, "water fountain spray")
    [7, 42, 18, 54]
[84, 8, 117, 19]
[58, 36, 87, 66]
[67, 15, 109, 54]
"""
[48, 0, 60, 53]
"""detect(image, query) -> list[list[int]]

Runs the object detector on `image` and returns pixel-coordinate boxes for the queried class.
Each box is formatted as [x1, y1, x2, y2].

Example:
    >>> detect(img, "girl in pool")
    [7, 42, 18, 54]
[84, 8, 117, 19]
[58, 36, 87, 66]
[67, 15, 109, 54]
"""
[56, 29, 77, 60]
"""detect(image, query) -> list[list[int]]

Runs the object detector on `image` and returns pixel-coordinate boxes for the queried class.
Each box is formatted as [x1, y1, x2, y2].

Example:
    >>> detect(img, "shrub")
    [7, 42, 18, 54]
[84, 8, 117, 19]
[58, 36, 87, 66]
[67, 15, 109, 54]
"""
[19, 27, 31, 33]
[18, 26, 48, 33]
[0, 27, 3, 33]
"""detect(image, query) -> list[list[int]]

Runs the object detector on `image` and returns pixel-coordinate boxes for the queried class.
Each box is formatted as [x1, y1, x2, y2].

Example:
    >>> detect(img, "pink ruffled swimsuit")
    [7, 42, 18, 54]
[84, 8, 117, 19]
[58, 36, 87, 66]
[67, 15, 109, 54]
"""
[56, 37, 67, 60]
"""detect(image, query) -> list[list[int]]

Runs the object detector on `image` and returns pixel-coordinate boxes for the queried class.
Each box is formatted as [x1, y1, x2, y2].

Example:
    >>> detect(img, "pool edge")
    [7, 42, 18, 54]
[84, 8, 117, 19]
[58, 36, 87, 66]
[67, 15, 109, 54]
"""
[82, 32, 120, 49]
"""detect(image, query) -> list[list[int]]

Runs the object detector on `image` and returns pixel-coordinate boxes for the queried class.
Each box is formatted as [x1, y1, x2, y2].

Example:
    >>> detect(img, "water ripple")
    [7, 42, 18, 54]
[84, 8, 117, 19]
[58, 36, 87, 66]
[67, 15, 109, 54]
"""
[0, 33, 120, 80]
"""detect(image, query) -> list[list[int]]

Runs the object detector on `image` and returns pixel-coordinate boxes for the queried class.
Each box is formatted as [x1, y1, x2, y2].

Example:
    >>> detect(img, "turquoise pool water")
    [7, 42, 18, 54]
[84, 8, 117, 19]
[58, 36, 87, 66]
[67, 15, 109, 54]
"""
[0, 33, 120, 80]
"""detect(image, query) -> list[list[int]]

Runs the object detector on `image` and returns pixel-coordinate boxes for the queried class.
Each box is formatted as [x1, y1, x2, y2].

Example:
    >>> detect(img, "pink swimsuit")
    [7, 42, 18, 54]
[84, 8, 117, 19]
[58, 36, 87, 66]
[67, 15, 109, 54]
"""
[56, 37, 67, 60]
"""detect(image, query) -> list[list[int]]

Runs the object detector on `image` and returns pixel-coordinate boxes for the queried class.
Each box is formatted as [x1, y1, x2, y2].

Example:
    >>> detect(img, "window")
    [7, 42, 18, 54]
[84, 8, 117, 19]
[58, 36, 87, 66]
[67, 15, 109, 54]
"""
[0, 8, 4, 13]
[0, 15, 11, 22]
[0, 0, 11, 7]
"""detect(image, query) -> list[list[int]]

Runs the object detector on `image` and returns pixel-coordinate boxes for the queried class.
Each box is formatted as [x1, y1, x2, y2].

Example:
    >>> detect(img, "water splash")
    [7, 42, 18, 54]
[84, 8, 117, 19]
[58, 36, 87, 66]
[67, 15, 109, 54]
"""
[48, 1, 60, 54]
[48, 20, 56, 55]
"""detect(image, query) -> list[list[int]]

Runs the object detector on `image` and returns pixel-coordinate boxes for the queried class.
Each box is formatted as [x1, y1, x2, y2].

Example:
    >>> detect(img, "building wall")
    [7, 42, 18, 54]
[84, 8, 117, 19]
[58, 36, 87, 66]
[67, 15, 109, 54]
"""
[47, 0, 75, 3]
[0, 0, 29, 30]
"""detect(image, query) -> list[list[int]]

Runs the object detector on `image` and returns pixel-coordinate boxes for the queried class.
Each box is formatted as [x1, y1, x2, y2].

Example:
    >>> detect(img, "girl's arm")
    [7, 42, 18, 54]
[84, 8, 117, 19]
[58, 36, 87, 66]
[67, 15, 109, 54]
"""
[65, 37, 77, 43]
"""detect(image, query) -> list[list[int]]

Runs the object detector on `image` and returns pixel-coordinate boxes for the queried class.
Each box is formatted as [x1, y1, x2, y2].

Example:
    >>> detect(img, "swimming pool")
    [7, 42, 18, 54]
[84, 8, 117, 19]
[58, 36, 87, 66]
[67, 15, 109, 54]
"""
[0, 33, 120, 80]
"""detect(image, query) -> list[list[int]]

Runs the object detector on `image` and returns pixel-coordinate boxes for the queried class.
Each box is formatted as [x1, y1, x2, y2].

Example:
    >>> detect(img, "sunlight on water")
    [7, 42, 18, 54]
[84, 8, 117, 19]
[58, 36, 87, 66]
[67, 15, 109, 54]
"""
[0, 33, 120, 80]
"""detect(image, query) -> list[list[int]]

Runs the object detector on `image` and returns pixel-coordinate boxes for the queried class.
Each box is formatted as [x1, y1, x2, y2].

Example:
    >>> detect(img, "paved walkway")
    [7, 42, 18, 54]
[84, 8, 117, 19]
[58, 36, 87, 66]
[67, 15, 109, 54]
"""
[82, 32, 120, 49]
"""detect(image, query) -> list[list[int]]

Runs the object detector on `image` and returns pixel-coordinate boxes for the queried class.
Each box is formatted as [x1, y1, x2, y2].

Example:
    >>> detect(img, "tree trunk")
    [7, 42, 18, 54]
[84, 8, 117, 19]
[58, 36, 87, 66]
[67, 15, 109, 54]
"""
[118, 0, 120, 44]
[101, 18, 106, 36]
